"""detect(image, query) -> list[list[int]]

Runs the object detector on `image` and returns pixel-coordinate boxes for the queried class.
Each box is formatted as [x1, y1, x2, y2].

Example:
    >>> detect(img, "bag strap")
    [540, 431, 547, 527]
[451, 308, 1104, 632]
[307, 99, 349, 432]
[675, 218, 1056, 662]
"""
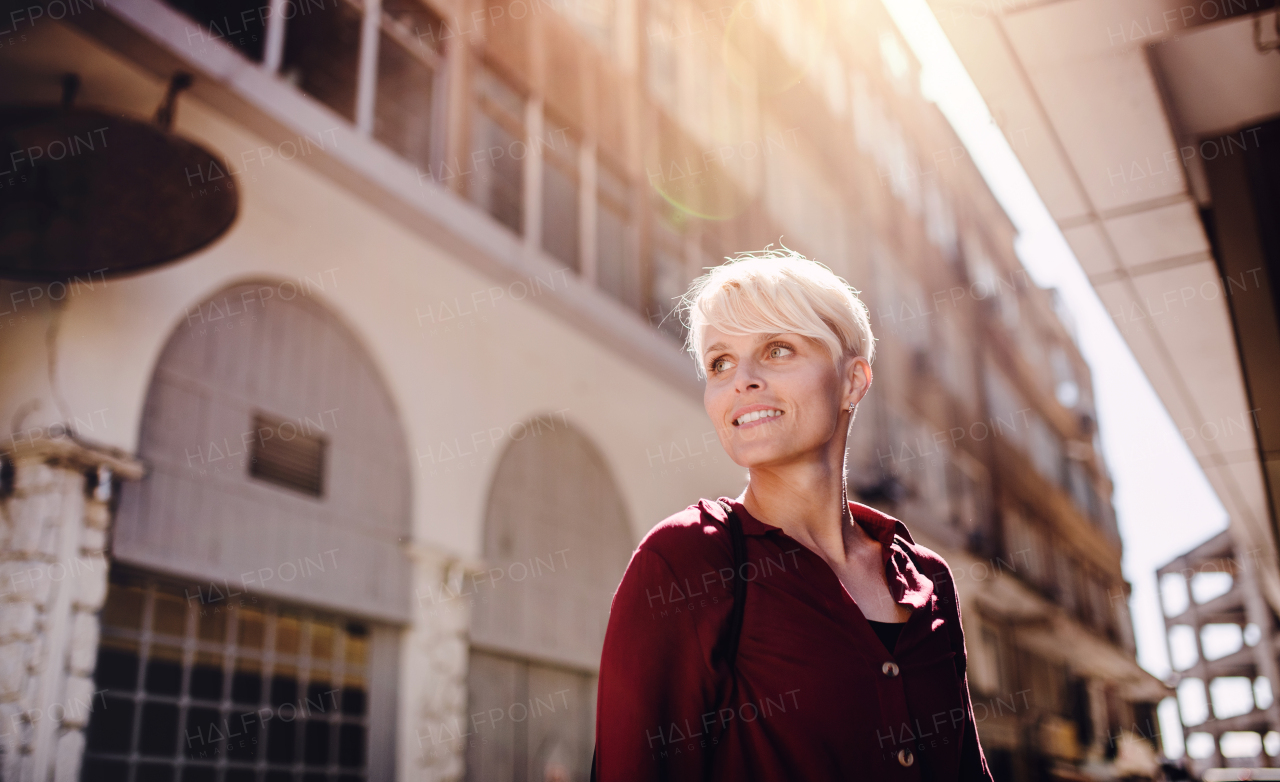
[590, 500, 749, 782]
[717, 499, 749, 669]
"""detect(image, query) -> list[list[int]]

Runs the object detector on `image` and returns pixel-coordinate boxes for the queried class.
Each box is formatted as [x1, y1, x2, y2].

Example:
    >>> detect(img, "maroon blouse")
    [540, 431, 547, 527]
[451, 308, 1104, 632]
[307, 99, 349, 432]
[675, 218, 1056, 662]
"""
[594, 497, 994, 782]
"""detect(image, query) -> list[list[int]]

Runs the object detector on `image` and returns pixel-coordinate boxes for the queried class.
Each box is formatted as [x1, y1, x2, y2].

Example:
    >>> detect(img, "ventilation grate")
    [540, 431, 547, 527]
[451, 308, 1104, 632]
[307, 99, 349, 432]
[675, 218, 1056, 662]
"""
[249, 412, 326, 497]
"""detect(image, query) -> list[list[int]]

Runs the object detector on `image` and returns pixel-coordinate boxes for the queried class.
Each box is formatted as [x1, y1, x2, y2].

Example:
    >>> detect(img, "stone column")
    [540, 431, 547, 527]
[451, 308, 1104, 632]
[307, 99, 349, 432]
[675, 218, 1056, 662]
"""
[404, 544, 483, 782]
[0, 436, 142, 782]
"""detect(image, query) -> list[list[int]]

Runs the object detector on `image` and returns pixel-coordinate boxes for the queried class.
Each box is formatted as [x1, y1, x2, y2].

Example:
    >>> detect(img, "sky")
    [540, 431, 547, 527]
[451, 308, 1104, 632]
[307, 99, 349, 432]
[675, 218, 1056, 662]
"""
[880, 0, 1234, 757]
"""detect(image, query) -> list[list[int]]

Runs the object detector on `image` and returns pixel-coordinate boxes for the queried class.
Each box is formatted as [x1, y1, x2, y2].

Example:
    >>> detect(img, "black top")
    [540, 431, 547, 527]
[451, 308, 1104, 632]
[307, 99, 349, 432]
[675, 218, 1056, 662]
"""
[867, 619, 906, 653]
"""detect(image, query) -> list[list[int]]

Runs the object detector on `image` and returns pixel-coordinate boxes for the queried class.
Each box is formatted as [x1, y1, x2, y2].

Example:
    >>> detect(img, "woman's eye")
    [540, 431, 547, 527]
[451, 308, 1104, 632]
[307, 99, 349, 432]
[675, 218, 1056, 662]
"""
[710, 357, 734, 374]
[768, 344, 794, 359]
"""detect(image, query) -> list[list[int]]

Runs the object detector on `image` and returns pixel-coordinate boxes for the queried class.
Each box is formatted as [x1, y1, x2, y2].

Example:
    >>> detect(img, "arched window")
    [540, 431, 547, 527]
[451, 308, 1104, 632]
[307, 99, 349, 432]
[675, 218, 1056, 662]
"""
[85, 282, 411, 781]
[466, 420, 634, 782]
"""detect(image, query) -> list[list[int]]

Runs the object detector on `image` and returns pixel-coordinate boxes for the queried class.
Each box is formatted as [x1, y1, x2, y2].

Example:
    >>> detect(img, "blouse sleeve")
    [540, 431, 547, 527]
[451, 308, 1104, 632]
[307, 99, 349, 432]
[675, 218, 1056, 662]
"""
[942, 568, 996, 782]
[594, 547, 730, 782]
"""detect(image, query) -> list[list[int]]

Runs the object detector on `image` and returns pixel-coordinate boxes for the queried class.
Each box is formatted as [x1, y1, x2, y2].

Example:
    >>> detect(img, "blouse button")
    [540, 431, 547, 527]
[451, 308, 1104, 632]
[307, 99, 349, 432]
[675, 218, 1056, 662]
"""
[898, 749, 914, 767]
[881, 661, 900, 677]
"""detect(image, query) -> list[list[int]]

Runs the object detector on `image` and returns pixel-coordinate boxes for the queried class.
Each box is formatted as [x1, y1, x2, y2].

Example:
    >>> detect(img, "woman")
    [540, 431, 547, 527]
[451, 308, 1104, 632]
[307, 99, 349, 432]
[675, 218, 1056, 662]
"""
[594, 250, 993, 781]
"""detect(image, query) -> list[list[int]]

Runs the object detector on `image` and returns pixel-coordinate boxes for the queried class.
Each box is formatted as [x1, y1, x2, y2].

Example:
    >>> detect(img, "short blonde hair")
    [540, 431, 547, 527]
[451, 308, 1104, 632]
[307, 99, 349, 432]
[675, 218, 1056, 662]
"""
[681, 248, 875, 378]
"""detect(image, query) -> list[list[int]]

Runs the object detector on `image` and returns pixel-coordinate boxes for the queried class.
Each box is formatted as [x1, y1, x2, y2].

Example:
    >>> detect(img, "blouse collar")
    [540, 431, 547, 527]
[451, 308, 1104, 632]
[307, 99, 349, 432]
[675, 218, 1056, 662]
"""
[708, 497, 913, 546]
[705, 497, 933, 609]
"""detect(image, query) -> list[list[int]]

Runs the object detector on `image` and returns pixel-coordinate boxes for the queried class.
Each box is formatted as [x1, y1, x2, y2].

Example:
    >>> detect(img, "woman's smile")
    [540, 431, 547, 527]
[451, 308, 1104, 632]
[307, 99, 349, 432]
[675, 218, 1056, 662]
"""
[732, 405, 785, 428]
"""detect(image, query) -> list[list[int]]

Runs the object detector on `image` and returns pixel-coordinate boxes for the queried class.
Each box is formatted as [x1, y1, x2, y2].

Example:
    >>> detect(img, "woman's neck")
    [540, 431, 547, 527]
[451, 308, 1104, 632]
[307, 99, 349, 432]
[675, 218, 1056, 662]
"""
[739, 459, 858, 562]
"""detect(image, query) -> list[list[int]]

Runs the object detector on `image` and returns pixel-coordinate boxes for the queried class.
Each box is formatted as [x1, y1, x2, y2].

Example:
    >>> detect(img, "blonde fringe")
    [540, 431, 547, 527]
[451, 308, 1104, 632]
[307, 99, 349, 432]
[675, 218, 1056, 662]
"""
[678, 245, 875, 378]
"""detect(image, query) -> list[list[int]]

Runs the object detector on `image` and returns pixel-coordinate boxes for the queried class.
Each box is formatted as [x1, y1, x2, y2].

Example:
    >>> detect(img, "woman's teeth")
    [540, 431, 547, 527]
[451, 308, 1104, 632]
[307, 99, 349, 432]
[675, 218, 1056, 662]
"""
[735, 409, 783, 426]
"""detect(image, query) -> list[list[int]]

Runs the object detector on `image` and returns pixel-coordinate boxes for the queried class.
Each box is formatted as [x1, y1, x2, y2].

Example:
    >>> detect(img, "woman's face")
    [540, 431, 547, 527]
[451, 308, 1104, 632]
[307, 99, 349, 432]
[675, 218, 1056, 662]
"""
[701, 327, 871, 470]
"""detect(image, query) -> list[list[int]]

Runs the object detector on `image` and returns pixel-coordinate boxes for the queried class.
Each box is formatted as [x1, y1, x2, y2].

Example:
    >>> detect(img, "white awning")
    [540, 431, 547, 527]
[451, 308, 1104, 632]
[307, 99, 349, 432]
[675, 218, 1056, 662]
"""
[925, 0, 1280, 613]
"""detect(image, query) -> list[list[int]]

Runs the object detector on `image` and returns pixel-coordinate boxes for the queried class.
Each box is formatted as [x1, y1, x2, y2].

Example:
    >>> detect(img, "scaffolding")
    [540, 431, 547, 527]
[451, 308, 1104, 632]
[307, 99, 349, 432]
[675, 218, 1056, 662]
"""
[1158, 530, 1280, 771]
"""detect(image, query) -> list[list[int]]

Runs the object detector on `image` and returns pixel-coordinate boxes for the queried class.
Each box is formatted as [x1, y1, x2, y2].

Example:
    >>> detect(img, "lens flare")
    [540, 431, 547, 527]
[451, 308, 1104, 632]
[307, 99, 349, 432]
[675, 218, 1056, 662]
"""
[722, 0, 829, 97]
[643, 133, 755, 221]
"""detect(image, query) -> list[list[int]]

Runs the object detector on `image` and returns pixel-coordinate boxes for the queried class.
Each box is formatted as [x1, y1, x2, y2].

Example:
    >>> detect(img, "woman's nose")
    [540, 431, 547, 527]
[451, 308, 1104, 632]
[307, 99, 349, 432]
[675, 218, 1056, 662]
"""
[735, 359, 765, 391]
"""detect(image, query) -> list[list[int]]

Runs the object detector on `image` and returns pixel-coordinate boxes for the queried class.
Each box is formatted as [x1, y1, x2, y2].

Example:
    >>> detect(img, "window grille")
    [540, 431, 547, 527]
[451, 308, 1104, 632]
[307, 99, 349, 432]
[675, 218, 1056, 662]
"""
[82, 569, 372, 782]
[249, 413, 326, 498]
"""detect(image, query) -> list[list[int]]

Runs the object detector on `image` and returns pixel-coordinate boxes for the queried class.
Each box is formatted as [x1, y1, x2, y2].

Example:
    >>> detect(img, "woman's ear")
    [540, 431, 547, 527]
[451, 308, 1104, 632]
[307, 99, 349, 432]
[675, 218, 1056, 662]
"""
[844, 355, 872, 408]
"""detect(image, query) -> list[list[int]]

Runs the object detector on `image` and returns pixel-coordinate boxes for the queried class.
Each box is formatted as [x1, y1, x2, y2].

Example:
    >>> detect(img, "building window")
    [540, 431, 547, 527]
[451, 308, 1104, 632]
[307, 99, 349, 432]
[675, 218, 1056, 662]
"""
[878, 29, 912, 88]
[596, 160, 633, 304]
[1055, 551, 1081, 614]
[1050, 346, 1081, 408]
[648, 208, 688, 341]
[541, 125, 581, 270]
[938, 315, 975, 403]
[1028, 414, 1068, 490]
[166, 0, 269, 61]
[923, 179, 958, 259]
[375, 0, 445, 171]
[83, 569, 372, 781]
[1090, 574, 1117, 639]
[556, 0, 615, 54]
[1004, 509, 1053, 593]
[1067, 460, 1101, 523]
[979, 624, 1005, 693]
[820, 50, 847, 117]
[763, 135, 846, 266]
[983, 363, 1029, 450]
[249, 412, 327, 497]
[468, 66, 525, 235]
[645, 0, 678, 110]
[946, 453, 988, 533]
[281, 0, 364, 121]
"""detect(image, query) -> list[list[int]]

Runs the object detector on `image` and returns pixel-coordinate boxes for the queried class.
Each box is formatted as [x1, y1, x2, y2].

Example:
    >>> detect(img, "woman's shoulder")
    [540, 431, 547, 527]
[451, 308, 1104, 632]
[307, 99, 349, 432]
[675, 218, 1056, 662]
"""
[853, 501, 955, 585]
[902, 538, 950, 575]
[892, 529, 959, 600]
[634, 498, 734, 573]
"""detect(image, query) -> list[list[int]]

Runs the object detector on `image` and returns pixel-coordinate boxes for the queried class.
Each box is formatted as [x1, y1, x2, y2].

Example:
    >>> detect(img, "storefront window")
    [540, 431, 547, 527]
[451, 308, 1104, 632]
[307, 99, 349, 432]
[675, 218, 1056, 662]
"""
[82, 569, 371, 782]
